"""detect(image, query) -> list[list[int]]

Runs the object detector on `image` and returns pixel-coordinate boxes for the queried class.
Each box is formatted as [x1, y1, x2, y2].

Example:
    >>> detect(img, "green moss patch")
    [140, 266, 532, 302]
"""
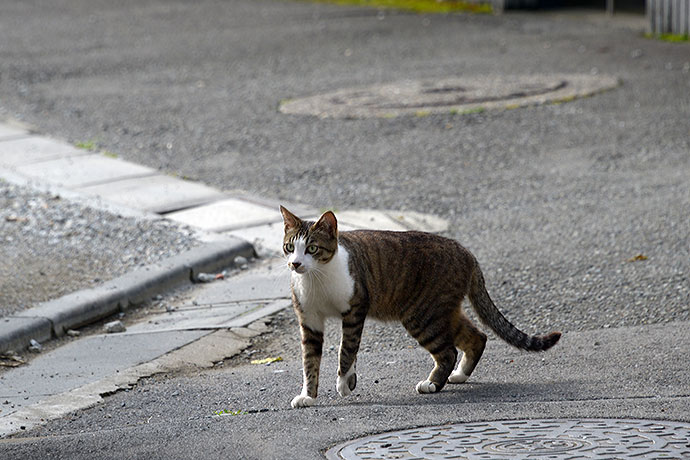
[645, 33, 689, 43]
[304, 0, 492, 14]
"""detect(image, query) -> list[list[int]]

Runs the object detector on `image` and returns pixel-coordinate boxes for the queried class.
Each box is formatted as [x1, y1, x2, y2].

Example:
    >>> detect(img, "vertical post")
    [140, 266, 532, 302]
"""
[607, 0, 615, 16]
[663, 0, 668, 32]
[646, 0, 654, 34]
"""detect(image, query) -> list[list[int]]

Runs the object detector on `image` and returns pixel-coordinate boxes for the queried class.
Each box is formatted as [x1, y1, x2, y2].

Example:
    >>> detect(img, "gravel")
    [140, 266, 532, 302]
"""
[0, 179, 201, 318]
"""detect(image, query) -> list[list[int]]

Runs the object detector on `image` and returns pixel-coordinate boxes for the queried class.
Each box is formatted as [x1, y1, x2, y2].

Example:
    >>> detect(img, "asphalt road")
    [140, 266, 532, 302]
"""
[2, 313, 689, 460]
[0, 0, 688, 458]
[1, 0, 688, 334]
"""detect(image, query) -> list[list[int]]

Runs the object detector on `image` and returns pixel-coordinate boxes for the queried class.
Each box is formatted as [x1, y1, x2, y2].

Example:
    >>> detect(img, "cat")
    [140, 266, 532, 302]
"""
[280, 206, 561, 408]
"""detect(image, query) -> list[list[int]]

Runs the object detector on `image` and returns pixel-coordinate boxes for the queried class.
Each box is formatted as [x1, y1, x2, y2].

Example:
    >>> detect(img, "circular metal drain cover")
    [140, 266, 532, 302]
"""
[326, 419, 690, 459]
[280, 74, 618, 118]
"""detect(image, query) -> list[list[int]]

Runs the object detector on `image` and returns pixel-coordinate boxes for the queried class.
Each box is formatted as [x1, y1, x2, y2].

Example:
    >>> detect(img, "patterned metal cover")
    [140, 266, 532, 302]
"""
[326, 419, 690, 459]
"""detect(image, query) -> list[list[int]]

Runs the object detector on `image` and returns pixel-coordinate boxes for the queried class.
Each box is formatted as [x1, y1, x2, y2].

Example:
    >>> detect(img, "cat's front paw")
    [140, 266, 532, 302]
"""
[415, 380, 438, 394]
[336, 370, 357, 397]
[291, 394, 316, 408]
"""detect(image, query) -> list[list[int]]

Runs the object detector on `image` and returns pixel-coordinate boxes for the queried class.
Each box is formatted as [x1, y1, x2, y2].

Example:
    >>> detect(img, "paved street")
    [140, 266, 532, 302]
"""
[0, 0, 687, 334]
[0, 0, 688, 458]
[2, 317, 689, 459]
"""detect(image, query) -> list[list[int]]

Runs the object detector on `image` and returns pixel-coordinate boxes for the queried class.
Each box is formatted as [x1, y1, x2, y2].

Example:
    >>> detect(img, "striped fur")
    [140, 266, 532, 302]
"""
[280, 206, 561, 408]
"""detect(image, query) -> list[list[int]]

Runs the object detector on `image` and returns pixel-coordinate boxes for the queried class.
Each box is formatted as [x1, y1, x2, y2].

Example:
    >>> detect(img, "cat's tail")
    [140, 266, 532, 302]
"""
[468, 266, 561, 352]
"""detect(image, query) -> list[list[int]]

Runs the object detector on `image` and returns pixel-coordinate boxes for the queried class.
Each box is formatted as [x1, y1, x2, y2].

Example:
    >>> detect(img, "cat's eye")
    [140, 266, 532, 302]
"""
[284, 242, 295, 253]
[306, 245, 319, 255]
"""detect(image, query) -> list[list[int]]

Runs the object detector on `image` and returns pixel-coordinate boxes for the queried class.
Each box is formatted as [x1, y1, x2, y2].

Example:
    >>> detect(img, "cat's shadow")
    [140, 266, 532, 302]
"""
[338, 380, 581, 408]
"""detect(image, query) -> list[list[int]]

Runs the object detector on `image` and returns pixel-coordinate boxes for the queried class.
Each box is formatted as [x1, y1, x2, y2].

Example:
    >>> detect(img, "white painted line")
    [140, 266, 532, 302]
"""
[125, 301, 260, 333]
[113, 299, 291, 335]
[337, 209, 409, 231]
[14, 154, 157, 188]
[77, 174, 226, 213]
[226, 221, 286, 257]
[166, 197, 280, 232]
[224, 208, 447, 257]
[224, 299, 291, 328]
[0, 136, 87, 168]
[0, 122, 29, 140]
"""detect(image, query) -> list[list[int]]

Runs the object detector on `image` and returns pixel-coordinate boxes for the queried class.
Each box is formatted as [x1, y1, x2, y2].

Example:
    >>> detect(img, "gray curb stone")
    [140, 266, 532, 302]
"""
[0, 317, 53, 355]
[0, 238, 256, 353]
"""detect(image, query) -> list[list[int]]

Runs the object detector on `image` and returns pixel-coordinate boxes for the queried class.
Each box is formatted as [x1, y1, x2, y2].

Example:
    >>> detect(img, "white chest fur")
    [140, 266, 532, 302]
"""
[291, 244, 355, 332]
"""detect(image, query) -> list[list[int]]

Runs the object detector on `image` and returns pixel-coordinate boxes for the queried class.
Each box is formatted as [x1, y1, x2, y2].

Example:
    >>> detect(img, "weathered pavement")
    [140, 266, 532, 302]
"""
[2, 130, 687, 457]
[1, 0, 687, 334]
[0, 178, 688, 459]
[0, 0, 688, 458]
[1, 315, 688, 459]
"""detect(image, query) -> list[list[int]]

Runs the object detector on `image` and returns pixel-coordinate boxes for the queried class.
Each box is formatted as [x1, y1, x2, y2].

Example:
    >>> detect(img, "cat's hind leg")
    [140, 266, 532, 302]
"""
[448, 313, 487, 384]
[415, 346, 458, 393]
[402, 308, 458, 393]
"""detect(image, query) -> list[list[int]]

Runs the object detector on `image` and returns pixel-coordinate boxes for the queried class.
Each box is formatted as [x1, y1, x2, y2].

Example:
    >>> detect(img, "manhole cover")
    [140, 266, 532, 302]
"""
[280, 74, 618, 118]
[325, 419, 690, 459]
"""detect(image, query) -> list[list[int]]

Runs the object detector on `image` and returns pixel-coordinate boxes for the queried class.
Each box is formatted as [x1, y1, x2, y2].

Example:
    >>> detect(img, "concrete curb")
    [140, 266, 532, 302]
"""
[0, 317, 53, 356]
[0, 238, 256, 354]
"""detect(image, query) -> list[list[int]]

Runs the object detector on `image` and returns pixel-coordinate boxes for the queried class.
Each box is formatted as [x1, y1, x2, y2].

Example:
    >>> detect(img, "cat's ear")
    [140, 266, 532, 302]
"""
[313, 210, 338, 240]
[280, 205, 301, 232]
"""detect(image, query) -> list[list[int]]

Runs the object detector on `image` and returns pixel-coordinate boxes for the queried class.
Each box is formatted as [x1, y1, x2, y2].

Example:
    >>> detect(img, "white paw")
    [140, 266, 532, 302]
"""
[336, 366, 356, 397]
[415, 380, 438, 394]
[448, 370, 469, 384]
[291, 394, 315, 408]
[336, 375, 352, 397]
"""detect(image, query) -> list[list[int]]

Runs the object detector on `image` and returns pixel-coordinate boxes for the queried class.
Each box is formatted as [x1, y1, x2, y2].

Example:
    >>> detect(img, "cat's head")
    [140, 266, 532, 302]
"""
[280, 206, 338, 274]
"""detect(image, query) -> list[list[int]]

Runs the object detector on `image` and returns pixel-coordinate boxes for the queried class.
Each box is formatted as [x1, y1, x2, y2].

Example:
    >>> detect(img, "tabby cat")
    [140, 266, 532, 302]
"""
[280, 206, 561, 408]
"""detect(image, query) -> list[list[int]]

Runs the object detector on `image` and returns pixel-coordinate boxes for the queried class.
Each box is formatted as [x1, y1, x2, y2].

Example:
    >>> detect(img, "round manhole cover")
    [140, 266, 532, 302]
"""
[280, 74, 618, 118]
[326, 419, 690, 459]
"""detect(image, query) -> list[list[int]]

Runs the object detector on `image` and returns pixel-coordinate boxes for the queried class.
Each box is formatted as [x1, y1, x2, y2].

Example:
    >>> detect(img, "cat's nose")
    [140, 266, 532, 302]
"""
[291, 262, 301, 270]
